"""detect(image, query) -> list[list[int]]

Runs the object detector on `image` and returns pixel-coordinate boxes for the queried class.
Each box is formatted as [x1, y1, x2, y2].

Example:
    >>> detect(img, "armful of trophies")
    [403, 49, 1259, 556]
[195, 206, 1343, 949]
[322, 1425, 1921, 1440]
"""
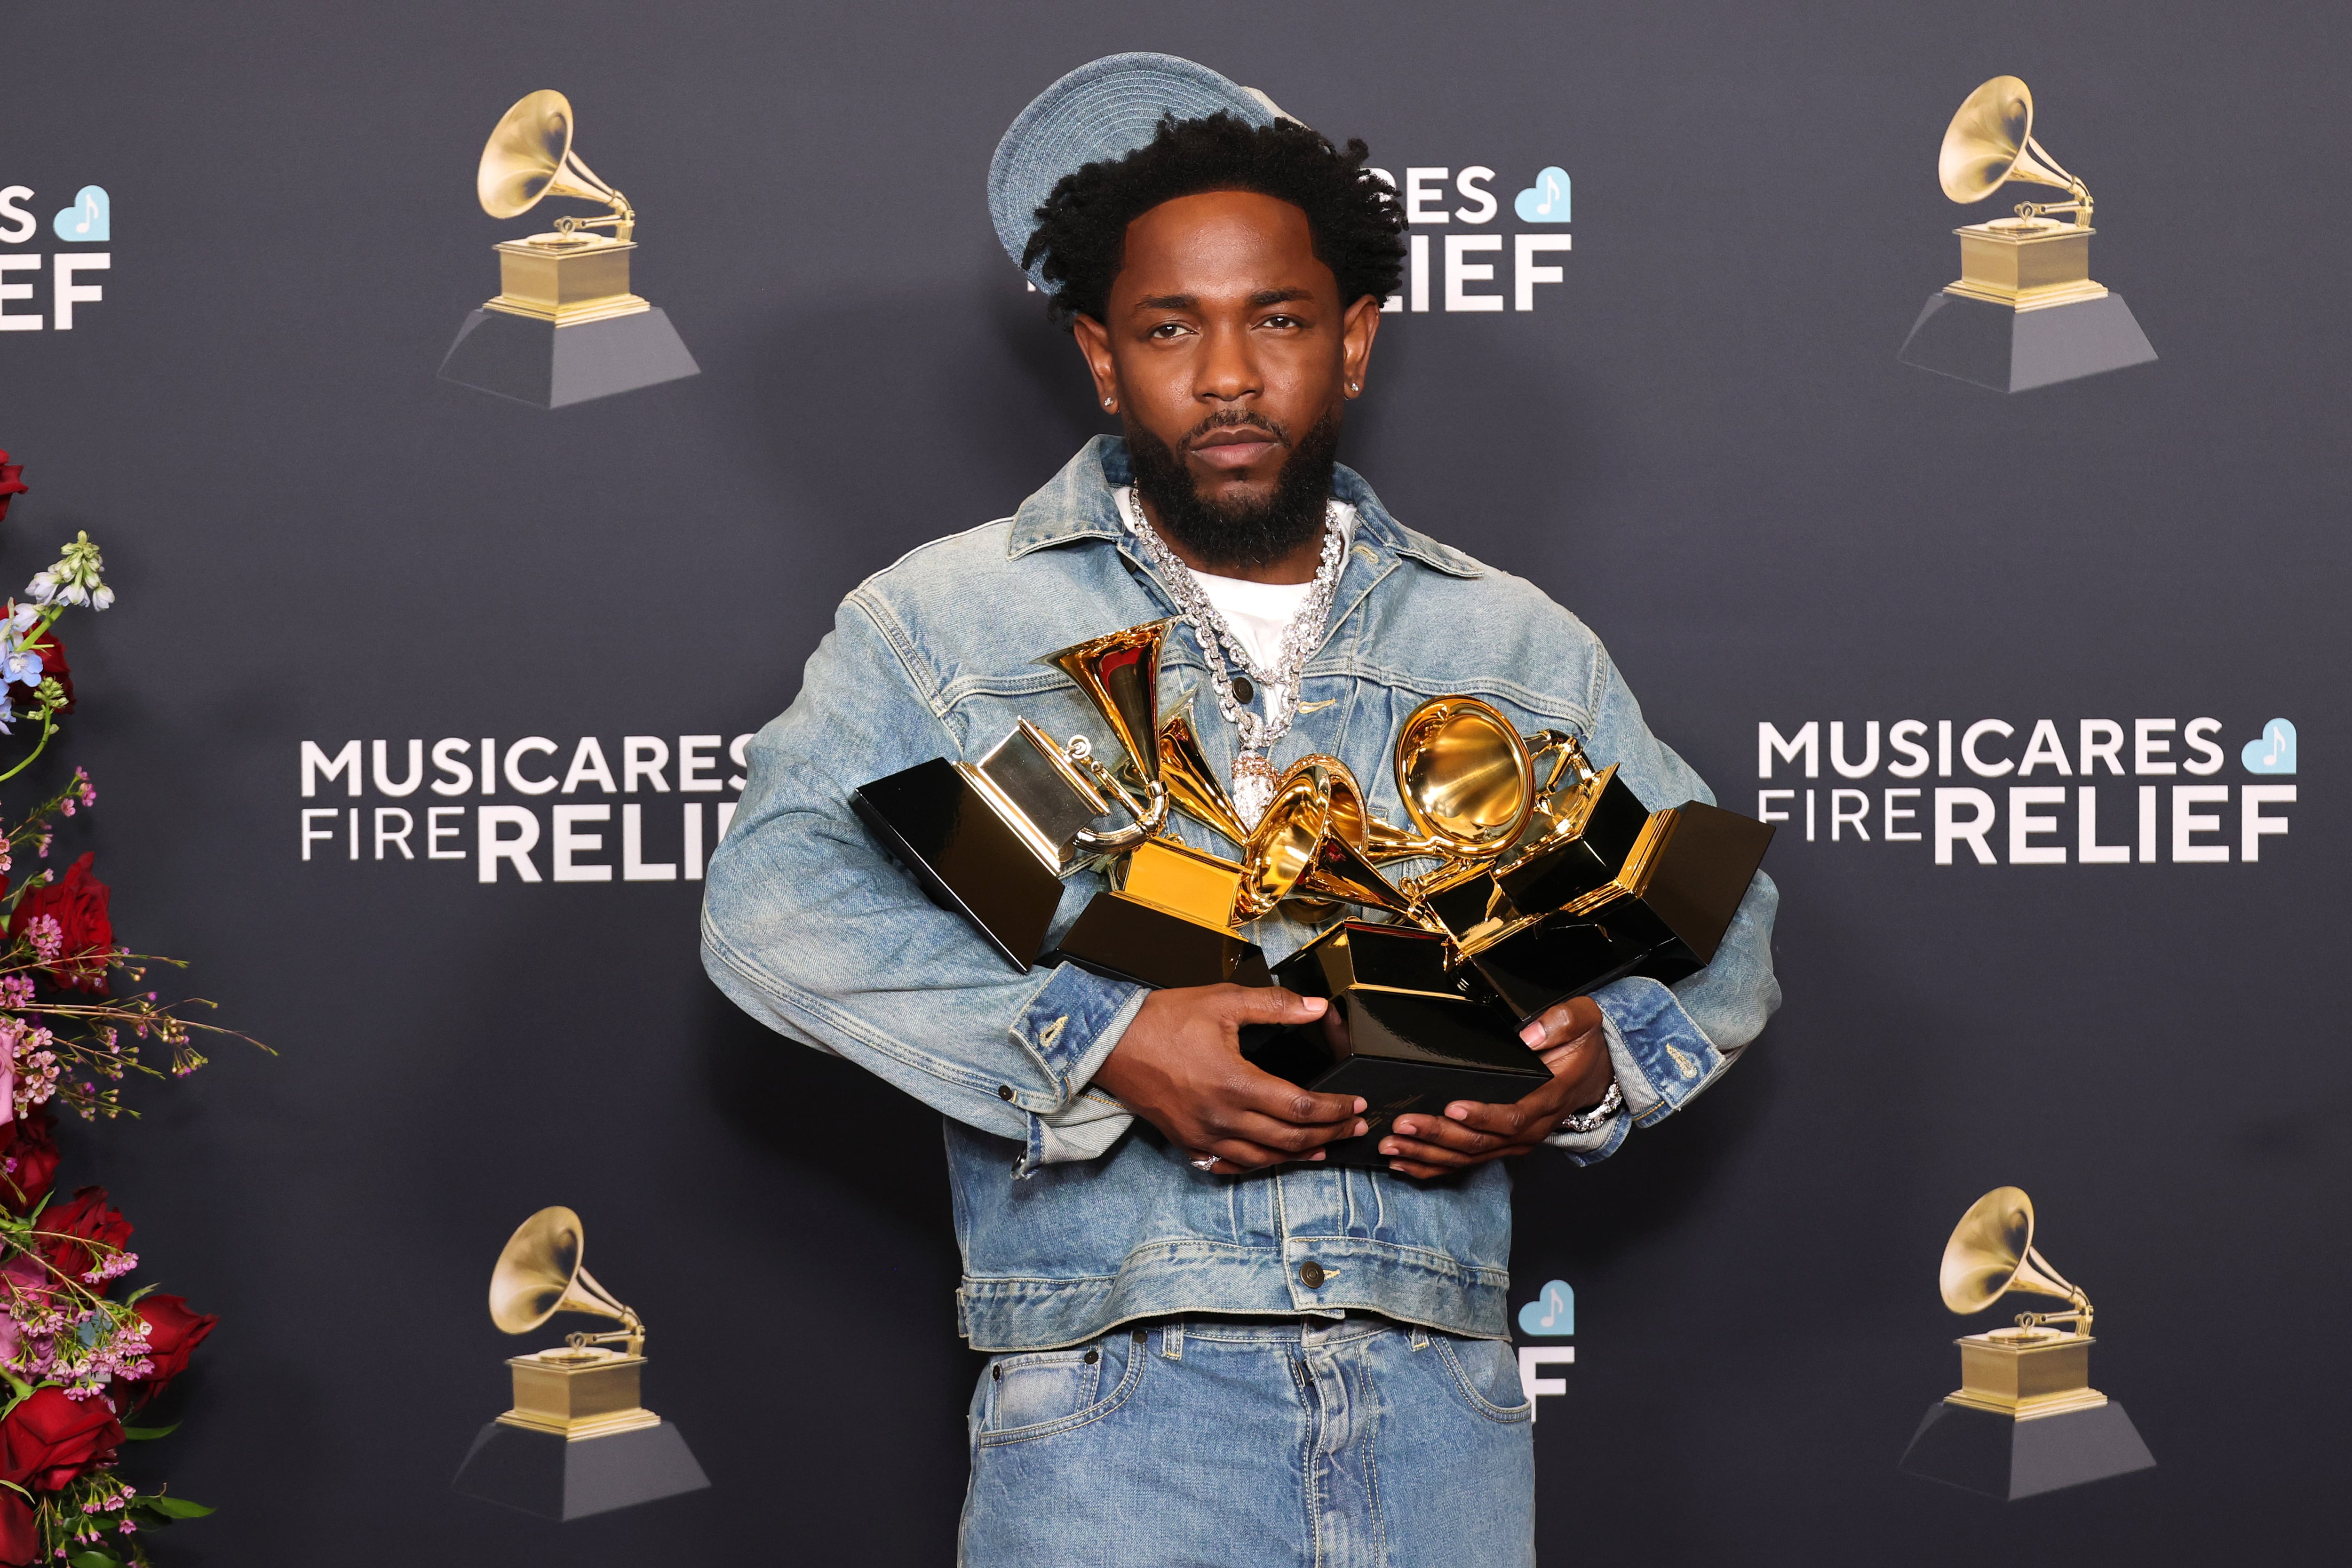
[850, 621, 1773, 1168]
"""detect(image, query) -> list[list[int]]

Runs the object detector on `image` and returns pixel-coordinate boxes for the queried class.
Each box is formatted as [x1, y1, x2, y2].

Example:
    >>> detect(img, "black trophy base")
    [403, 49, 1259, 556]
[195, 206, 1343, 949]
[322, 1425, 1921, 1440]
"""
[1493, 766, 1653, 914]
[452, 1419, 711, 1521]
[1263, 924, 1545, 1169]
[1899, 1400, 2155, 1500]
[1466, 916, 1650, 1025]
[1898, 291, 2156, 394]
[1462, 802, 1773, 1023]
[1043, 892, 1272, 990]
[852, 758, 1063, 972]
[439, 307, 701, 408]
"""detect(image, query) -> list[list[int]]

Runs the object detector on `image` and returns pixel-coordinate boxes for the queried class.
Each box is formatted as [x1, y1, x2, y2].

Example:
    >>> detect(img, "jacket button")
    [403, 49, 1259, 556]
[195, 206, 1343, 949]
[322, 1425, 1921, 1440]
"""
[997, 1085, 1015, 1101]
[1298, 1261, 1326, 1289]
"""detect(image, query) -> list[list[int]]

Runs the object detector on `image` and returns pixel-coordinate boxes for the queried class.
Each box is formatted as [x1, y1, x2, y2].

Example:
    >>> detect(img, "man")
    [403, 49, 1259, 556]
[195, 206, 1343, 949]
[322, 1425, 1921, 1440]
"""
[703, 53, 1779, 1566]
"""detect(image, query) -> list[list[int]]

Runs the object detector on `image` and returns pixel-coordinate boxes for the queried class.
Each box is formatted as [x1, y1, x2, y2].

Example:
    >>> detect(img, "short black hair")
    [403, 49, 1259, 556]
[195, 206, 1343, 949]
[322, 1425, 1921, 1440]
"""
[1022, 111, 1406, 327]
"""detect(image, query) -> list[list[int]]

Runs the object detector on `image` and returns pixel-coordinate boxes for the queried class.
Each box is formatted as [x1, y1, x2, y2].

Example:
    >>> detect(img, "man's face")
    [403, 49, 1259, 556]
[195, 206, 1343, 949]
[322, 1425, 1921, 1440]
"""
[1073, 191, 1380, 554]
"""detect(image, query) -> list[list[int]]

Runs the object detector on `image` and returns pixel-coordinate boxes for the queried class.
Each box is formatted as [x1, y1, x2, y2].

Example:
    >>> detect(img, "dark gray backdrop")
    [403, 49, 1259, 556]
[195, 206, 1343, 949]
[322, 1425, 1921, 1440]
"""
[2, 0, 2343, 1561]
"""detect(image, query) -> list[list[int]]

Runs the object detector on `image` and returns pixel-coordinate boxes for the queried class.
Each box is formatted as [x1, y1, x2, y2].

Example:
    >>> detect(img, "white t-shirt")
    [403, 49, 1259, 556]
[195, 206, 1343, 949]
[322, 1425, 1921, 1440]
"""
[1117, 487, 1357, 674]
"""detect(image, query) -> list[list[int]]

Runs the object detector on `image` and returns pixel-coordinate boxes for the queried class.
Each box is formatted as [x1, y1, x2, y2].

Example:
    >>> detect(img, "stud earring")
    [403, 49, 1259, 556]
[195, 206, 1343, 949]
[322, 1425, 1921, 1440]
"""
[1103, 397, 1115, 410]
[1348, 381, 1361, 394]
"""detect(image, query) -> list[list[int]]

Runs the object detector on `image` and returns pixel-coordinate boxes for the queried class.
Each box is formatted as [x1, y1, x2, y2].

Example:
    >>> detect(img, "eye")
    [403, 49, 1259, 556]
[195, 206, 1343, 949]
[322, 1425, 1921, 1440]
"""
[1261, 314, 1303, 330]
[1147, 321, 1193, 340]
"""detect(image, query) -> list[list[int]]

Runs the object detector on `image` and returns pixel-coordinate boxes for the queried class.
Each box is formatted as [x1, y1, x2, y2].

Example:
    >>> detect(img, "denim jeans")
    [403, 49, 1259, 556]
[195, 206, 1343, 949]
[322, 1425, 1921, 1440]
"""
[960, 1318, 1534, 1567]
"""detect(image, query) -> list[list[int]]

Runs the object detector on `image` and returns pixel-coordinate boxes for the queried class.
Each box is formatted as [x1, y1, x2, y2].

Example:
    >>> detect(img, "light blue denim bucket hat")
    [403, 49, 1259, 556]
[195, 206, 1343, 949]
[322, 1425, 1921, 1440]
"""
[988, 52, 1289, 294]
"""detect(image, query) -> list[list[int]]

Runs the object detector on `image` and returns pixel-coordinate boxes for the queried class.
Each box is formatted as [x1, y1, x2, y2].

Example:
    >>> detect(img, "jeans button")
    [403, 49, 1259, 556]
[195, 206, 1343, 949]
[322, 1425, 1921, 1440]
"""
[1298, 1260, 1326, 1289]
[1083, 1348, 1099, 1364]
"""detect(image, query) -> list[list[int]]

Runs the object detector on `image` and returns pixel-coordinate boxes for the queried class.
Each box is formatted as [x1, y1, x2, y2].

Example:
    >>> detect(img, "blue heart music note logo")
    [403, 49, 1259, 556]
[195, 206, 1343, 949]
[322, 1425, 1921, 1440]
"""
[1516, 1279, 1574, 1336]
[2241, 717, 2295, 774]
[1513, 167, 1570, 223]
[52, 187, 109, 243]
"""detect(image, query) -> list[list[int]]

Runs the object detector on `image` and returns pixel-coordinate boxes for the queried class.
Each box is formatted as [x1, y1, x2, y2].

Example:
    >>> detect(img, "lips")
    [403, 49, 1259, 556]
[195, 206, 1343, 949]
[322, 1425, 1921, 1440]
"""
[1189, 428, 1283, 470]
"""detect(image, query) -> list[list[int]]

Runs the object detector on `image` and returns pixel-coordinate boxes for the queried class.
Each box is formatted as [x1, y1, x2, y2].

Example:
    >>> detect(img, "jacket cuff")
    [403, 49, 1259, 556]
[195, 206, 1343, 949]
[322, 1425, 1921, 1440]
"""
[1588, 975, 1724, 1128]
[1008, 963, 1148, 1174]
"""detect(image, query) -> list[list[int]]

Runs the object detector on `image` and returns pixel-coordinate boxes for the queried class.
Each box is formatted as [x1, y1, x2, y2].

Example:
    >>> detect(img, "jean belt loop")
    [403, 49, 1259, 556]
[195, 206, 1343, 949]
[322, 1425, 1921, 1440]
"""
[1162, 1323, 1184, 1361]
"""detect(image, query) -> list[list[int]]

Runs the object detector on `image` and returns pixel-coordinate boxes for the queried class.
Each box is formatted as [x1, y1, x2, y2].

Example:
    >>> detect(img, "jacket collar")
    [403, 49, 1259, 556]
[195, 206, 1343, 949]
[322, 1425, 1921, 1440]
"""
[1004, 435, 1483, 581]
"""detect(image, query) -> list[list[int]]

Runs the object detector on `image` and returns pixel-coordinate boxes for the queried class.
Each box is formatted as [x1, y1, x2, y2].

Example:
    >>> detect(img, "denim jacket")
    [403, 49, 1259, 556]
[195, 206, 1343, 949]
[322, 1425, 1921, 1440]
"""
[702, 438, 1780, 1352]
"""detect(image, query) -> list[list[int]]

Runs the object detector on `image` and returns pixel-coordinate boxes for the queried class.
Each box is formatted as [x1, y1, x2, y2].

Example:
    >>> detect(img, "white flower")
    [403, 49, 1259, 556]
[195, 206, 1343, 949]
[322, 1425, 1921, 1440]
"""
[26, 531, 111, 611]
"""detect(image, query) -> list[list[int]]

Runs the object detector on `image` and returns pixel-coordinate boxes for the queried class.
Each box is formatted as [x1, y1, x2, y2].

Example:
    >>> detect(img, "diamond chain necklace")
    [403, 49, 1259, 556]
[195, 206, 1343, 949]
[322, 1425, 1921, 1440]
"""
[1121, 486, 1347, 826]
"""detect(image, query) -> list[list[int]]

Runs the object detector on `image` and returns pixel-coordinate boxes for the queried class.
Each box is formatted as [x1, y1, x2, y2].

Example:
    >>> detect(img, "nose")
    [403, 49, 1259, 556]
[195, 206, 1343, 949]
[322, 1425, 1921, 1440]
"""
[1194, 318, 1260, 406]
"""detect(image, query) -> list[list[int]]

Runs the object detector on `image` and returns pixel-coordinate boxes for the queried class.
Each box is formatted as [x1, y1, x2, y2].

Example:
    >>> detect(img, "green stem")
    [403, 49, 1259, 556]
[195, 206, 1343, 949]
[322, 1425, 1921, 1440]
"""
[0, 703, 60, 785]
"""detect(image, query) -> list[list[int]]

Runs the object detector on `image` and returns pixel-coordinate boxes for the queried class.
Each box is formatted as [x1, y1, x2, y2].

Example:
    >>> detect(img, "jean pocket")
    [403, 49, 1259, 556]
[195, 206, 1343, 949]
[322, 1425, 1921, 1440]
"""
[976, 1337, 1140, 1447]
[1432, 1335, 1533, 1424]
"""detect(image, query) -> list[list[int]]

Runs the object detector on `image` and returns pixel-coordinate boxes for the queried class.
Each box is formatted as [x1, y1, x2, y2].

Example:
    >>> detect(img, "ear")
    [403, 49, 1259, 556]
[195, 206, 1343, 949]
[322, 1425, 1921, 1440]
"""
[1071, 313, 1119, 413]
[1340, 294, 1383, 399]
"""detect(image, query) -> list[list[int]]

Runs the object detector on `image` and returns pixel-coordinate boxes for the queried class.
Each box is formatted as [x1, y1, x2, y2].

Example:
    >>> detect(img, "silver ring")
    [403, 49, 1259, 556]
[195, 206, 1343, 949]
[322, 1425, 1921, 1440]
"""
[1191, 1156, 1217, 1172]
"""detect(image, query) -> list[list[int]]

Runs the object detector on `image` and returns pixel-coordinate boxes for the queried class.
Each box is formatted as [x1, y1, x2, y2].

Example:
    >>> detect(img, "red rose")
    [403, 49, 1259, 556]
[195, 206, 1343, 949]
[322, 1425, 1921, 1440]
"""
[15, 626, 66, 716]
[8, 852, 111, 994]
[0, 1111, 58, 1216]
[111, 1294, 215, 1412]
[0, 1385, 121, 1493]
[32, 1187, 132, 1292]
[0, 454, 24, 525]
[0, 1490, 31, 1567]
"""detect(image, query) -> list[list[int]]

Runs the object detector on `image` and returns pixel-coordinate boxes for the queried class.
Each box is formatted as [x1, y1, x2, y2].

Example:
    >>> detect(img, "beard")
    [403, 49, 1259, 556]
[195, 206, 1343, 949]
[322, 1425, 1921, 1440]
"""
[1124, 406, 1342, 572]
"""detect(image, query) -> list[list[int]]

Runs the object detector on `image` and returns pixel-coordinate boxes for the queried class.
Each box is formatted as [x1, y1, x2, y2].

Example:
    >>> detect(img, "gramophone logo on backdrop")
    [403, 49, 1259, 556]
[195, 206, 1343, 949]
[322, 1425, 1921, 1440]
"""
[437, 90, 699, 409]
[453, 1206, 709, 1521]
[1898, 1188, 2155, 1500]
[1897, 76, 2157, 393]
[0, 182, 111, 331]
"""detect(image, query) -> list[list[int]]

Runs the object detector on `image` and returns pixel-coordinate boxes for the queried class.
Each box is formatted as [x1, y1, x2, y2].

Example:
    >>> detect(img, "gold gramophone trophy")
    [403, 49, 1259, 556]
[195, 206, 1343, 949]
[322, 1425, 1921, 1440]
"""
[1898, 76, 2155, 392]
[855, 622, 1216, 974]
[450, 1207, 710, 1521]
[438, 90, 700, 408]
[1284, 699, 1772, 1029]
[1899, 1188, 2155, 1499]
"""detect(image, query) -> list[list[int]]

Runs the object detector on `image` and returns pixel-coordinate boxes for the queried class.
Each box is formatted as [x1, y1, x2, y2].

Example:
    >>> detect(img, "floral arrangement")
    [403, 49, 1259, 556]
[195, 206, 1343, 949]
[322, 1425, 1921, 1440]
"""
[0, 452, 252, 1567]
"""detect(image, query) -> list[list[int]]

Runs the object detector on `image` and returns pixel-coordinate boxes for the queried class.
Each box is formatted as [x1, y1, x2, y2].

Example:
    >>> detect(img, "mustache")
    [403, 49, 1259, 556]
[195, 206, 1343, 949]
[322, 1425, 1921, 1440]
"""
[1181, 409, 1292, 450]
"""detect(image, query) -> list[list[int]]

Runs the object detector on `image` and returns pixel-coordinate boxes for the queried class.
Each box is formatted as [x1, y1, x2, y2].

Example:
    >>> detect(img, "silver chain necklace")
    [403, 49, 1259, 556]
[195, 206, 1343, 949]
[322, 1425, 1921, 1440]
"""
[1122, 486, 1347, 825]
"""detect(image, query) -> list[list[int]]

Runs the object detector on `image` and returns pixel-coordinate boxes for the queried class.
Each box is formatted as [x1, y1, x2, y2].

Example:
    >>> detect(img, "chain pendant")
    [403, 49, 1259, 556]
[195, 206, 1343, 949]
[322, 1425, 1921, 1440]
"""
[1231, 751, 1280, 826]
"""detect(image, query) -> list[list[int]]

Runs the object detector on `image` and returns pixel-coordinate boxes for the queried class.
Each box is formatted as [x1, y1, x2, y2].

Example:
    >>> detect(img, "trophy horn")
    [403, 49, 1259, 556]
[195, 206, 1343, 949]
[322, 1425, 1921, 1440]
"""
[477, 89, 637, 241]
[1938, 1186, 2093, 1336]
[1938, 76, 2091, 227]
[1038, 623, 1175, 853]
[1232, 757, 1427, 925]
[1387, 696, 1538, 862]
[489, 1205, 646, 1356]
[1159, 703, 1255, 848]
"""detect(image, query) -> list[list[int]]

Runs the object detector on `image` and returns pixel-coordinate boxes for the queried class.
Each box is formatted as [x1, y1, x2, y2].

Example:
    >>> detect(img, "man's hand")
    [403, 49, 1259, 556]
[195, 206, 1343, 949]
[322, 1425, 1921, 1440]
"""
[1380, 995, 1616, 1179]
[1093, 985, 1368, 1174]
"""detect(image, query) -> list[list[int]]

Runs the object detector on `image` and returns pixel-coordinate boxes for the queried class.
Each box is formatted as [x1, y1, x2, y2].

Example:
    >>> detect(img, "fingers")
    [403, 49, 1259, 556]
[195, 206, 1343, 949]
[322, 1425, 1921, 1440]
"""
[1222, 985, 1330, 1027]
[1221, 1108, 1371, 1154]
[1378, 1099, 1543, 1173]
[1228, 1069, 1365, 1130]
[1188, 1136, 1327, 1174]
[1517, 995, 1604, 1052]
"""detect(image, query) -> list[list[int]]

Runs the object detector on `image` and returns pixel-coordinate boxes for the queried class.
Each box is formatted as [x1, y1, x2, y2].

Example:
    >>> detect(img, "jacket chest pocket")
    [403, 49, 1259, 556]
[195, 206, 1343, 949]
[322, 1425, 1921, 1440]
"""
[981, 1346, 1104, 1437]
